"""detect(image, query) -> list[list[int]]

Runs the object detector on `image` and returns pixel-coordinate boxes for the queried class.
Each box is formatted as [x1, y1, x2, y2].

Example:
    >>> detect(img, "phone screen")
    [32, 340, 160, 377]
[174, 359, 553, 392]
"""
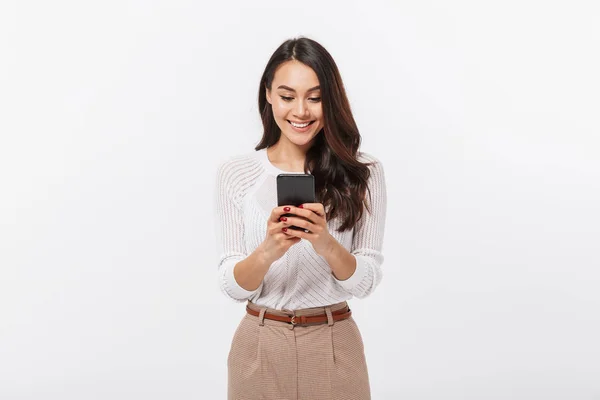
[277, 174, 315, 231]
[277, 174, 315, 207]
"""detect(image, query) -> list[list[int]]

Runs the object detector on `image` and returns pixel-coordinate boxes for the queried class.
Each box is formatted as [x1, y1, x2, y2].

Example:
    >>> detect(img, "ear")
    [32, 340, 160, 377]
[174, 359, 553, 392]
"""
[265, 86, 272, 104]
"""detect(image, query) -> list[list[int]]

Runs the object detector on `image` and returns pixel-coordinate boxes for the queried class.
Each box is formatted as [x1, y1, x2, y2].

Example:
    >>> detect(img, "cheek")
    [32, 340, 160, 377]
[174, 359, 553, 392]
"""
[272, 101, 291, 118]
[312, 106, 323, 121]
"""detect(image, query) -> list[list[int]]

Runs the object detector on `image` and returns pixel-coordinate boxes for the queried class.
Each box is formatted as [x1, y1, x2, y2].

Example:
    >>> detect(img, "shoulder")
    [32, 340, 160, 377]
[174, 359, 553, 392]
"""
[215, 151, 264, 196]
[357, 150, 382, 164]
[216, 150, 262, 177]
[357, 150, 384, 176]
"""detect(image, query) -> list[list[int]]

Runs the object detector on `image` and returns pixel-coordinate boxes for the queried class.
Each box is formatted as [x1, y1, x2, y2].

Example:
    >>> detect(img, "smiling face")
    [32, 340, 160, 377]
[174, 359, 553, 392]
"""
[266, 60, 324, 148]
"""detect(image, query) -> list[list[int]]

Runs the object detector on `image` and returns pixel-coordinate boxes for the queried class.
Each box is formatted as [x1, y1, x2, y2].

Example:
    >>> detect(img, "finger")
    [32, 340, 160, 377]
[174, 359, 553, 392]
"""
[279, 231, 299, 240]
[281, 216, 315, 231]
[272, 227, 298, 240]
[281, 226, 307, 238]
[271, 206, 295, 223]
[297, 203, 326, 219]
[279, 208, 317, 224]
[269, 221, 289, 234]
[282, 227, 311, 237]
[278, 215, 312, 224]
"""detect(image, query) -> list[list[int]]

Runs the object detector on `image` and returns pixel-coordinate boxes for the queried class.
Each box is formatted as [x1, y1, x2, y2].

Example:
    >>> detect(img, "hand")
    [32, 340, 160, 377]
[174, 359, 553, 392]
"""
[279, 203, 334, 256]
[259, 205, 302, 264]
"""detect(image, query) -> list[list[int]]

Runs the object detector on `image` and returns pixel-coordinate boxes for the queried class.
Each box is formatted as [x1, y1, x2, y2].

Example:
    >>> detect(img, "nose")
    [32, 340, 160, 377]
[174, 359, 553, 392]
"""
[293, 99, 310, 118]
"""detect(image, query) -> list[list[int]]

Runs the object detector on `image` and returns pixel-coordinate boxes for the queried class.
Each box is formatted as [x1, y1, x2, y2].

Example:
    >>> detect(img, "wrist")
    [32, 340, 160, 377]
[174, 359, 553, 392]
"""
[317, 235, 337, 258]
[256, 243, 274, 267]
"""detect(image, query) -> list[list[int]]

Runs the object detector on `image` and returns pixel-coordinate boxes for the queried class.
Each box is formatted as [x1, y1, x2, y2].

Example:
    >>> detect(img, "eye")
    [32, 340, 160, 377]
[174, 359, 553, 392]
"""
[308, 97, 321, 102]
[280, 96, 293, 102]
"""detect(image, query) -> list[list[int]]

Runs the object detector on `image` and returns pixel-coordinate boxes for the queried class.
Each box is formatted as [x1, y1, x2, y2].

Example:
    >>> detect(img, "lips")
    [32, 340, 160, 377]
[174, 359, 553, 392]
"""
[287, 120, 315, 128]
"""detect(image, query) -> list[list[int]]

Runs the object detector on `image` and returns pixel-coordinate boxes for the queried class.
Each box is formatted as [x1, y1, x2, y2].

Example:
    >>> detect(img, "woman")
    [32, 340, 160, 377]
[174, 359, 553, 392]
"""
[214, 37, 387, 400]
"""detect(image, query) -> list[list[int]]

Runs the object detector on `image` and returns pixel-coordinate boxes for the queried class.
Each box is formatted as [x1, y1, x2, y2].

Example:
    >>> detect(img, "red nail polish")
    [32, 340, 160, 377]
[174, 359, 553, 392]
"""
[298, 204, 304, 208]
[280, 217, 287, 221]
[282, 227, 288, 232]
[284, 207, 290, 211]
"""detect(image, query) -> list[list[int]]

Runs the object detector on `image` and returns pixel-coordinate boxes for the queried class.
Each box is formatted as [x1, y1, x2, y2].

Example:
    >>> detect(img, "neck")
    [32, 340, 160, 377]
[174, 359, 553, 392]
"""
[267, 140, 311, 171]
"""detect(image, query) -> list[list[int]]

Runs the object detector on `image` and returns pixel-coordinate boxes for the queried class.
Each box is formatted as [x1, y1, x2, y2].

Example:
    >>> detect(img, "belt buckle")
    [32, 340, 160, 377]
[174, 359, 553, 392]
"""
[282, 308, 297, 326]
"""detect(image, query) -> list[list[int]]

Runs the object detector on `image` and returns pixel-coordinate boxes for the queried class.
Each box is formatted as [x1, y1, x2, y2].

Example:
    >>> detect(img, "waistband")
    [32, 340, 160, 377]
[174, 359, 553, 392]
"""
[246, 300, 349, 317]
[246, 300, 351, 327]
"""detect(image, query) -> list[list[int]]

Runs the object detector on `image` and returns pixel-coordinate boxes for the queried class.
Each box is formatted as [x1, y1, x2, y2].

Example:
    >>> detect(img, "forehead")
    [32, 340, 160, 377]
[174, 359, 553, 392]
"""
[272, 60, 320, 90]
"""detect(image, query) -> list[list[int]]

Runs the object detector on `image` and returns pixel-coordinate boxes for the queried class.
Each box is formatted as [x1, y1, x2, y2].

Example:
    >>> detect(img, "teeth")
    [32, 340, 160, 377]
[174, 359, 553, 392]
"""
[290, 121, 311, 128]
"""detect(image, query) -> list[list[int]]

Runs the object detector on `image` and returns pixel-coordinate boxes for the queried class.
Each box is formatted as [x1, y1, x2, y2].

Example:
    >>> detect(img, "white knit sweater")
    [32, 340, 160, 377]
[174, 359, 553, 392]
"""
[214, 147, 387, 310]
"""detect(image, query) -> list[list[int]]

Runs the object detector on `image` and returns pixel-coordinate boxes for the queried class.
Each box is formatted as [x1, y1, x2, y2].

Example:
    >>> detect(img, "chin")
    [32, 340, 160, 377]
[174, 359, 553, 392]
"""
[285, 132, 318, 146]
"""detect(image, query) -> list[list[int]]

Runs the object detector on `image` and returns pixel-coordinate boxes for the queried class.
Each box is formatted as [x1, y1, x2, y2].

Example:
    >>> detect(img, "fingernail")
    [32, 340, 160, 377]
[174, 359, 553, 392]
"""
[280, 217, 287, 221]
[284, 207, 290, 211]
[298, 204, 304, 208]
[282, 227, 288, 232]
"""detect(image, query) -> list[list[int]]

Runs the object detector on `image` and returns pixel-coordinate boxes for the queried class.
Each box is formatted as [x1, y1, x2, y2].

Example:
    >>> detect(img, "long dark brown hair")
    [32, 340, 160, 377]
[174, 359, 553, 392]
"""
[256, 37, 375, 232]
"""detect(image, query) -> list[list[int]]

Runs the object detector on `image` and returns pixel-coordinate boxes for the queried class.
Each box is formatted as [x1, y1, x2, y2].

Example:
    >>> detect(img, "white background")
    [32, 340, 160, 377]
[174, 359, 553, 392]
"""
[1, 1, 599, 399]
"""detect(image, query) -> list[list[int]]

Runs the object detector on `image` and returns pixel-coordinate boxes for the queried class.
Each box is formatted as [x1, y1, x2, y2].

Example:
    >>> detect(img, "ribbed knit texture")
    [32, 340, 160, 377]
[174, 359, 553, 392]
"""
[214, 147, 387, 310]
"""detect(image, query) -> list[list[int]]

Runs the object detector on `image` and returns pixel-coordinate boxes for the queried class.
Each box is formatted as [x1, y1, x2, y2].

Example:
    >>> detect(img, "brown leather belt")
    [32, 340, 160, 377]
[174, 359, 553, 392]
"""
[246, 305, 352, 326]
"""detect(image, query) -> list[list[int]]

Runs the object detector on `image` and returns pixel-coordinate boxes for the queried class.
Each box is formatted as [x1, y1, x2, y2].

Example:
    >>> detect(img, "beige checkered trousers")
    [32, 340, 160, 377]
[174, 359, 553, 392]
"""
[227, 300, 371, 400]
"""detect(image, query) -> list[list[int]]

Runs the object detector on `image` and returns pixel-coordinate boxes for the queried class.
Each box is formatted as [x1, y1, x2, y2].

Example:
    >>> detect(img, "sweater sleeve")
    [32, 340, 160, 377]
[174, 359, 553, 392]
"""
[333, 157, 387, 298]
[214, 160, 263, 302]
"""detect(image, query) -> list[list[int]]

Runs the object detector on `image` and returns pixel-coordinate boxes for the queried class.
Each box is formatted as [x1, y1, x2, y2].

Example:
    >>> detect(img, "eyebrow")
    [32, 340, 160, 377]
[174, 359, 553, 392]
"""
[277, 85, 321, 92]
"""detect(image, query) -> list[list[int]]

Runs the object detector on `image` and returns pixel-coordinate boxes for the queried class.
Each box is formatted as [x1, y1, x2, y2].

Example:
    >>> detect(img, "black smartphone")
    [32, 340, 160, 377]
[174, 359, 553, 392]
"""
[277, 174, 315, 231]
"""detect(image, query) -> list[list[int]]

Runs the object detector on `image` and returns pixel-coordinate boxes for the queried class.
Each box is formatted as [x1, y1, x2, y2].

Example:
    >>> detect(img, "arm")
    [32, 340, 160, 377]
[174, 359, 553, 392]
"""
[325, 159, 387, 298]
[214, 161, 270, 302]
